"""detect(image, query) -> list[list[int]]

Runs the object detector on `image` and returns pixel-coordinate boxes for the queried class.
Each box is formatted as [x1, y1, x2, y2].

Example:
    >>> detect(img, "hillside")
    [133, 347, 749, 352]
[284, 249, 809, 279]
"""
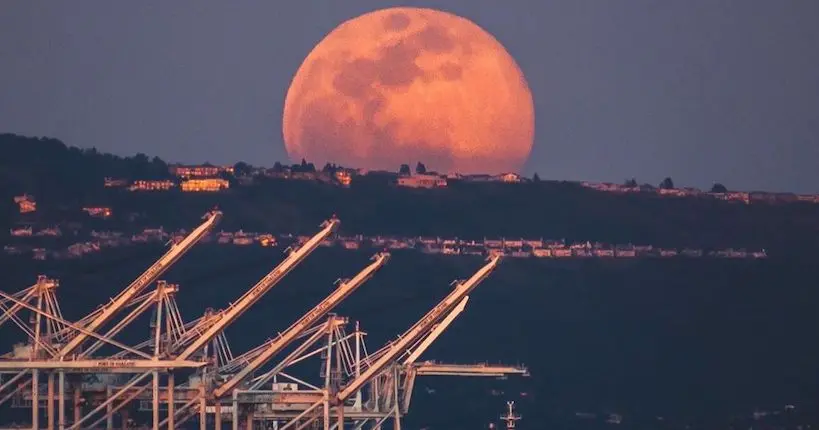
[1, 245, 817, 428]
[2, 133, 819, 428]
[2, 133, 819, 256]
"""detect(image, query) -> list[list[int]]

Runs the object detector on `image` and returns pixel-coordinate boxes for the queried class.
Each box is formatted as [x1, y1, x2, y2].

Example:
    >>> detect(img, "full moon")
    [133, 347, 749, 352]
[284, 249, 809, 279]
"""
[282, 7, 535, 174]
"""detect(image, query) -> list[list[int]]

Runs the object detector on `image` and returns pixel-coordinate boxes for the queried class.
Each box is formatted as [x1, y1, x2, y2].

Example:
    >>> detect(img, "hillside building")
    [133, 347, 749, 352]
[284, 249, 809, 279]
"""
[14, 194, 36, 213]
[169, 164, 234, 178]
[128, 180, 175, 191]
[397, 174, 447, 189]
[180, 178, 230, 192]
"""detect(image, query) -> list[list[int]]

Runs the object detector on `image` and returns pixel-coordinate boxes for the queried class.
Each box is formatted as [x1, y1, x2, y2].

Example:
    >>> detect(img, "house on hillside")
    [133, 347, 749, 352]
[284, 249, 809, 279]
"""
[83, 207, 112, 219]
[10, 226, 32, 237]
[581, 182, 630, 193]
[35, 227, 62, 237]
[104, 177, 128, 188]
[128, 180, 175, 191]
[710, 191, 750, 204]
[14, 194, 36, 213]
[169, 164, 234, 178]
[180, 178, 229, 192]
[397, 174, 447, 189]
[334, 170, 353, 187]
[495, 173, 522, 183]
[462, 174, 494, 183]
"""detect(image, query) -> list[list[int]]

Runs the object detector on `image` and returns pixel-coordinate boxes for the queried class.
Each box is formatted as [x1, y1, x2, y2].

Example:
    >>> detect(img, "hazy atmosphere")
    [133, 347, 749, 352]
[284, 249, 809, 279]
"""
[1, 0, 818, 191]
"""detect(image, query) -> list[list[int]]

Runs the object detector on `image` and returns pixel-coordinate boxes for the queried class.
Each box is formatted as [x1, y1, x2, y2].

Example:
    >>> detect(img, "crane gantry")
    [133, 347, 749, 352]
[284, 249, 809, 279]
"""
[0, 212, 529, 430]
[56, 210, 222, 360]
[212, 252, 390, 398]
[217, 254, 524, 430]
[176, 217, 340, 361]
[336, 254, 501, 403]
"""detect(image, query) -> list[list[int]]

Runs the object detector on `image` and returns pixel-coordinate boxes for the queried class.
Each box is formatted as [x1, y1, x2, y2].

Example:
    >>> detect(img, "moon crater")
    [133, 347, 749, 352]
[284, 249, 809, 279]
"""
[283, 7, 535, 174]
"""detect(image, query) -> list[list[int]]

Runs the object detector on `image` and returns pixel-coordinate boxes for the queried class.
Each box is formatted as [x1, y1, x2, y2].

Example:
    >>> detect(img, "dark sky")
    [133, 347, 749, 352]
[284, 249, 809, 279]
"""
[1, 1, 817, 192]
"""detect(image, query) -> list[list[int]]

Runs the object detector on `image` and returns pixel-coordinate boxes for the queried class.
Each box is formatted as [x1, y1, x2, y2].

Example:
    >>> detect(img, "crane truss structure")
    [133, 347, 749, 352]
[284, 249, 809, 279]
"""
[0, 213, 528, 430]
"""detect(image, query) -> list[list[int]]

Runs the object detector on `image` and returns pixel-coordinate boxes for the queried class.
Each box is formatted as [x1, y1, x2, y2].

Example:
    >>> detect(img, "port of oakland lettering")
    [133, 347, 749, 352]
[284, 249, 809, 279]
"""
[94, 360, 136, 368]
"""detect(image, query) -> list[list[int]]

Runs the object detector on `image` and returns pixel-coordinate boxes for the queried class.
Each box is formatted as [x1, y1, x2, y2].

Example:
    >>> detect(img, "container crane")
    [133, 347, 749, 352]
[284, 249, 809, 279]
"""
[335, 254, 501, 404]
[0, 278, 44, 329]
[56, 210, 222, 359]
[176, 217, 340, 361]
[395, 295, 527, 413]
[212, 252, 389, 398]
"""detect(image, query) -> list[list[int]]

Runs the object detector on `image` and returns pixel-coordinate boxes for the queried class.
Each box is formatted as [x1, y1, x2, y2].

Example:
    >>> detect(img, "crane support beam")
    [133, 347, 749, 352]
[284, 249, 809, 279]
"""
[57, 211, 222, 359]
[413, 363, 528, 377]
[335, 255, 501, 403]
[0, 284, 39, 328]
[178, 217, 341, 360]
[0, 359, 206, 371]
[213, 252, 389, 398]
[402, 296, 469, 366]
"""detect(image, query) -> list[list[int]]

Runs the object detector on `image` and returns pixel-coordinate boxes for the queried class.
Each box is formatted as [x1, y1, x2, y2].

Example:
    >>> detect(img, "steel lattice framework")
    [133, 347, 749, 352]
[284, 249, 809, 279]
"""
[0, 212, 527, 430]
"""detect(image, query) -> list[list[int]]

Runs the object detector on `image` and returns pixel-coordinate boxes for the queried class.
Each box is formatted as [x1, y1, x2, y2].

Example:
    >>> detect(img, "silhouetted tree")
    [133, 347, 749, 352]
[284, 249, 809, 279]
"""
[624, 178, 638, 188]
[659, 177, 674, 189]
[399, 164, 411, 176]
[293, 158, 316, 173]
[711, 183, 728, 193]
[415, 162, 426, 174]
[233, 162, 252, 176]
[134, 153, 149, 164]
[532, 173, 541, 182]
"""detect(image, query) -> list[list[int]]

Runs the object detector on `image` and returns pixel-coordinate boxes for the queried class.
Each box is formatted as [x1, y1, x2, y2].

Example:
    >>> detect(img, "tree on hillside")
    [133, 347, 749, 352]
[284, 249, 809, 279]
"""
[295, 158, 316, 172]
[624, 178, 638, 187]
[711, 183, 728, 193]
[133, 153, 150, 164]
[659, 177, 674, 189]
[415, 162, 427, 174]
[533, 172, 541, 182]
[234, 161, 252, 176]
[399, 164, 411, 176]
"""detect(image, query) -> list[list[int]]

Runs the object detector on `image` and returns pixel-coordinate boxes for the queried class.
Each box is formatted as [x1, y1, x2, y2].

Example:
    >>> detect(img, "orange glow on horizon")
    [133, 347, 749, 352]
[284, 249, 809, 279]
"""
[282, 7, 535, 174]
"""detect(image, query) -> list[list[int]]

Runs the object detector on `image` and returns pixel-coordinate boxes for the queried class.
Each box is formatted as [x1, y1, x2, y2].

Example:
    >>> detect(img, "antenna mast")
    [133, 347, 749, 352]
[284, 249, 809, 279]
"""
[502, 401, 521, 429]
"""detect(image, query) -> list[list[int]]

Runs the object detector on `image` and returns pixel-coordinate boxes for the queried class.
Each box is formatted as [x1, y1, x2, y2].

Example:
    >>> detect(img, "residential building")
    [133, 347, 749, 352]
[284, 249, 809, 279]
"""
[33, 248, 47, 261]
[128, 180, 175, 191]
[104, 177, 129, 188]
[495, 173, 522, 183]
[180, 178, 230, 192]
[10, 226, 32, 237]
[462, 174, 494, 182]
[334, 170, 353, 187]
[83, 207, 112, 218]
[710, 192, 750, 204]
[170, 164, 234, 178]
[581, 182, 619, 192]
[14, 194, 36, 213]
[35, 227, 62, 237]
[397, 174, 447, 189]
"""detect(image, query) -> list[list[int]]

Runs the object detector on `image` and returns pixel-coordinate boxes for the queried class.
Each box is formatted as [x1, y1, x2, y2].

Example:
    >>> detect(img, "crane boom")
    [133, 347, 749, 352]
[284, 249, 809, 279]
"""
[336, 255, 500, 402]
[57, 210, 222, 359]
[212, 252, 389, 398]
[177, 217, 341, 360]
[402, 296, 469, 366]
